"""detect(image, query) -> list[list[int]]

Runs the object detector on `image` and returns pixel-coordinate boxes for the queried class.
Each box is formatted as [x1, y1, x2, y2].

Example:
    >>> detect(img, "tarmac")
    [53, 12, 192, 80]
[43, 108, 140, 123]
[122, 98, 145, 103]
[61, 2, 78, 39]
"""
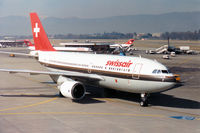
[0, 47, 199, 133]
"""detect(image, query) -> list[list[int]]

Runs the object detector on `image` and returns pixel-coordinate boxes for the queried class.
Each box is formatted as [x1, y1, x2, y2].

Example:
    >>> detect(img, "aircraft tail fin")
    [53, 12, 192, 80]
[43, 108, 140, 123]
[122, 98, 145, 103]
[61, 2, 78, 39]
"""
[125, 39, 135, 44]
[24, 39, 34, 47]
[30, 12, 56, 51]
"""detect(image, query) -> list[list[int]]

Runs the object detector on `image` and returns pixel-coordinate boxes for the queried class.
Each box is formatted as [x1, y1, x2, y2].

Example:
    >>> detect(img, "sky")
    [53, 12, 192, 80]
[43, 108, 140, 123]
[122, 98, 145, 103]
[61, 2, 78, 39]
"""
[0, 0, 200, 18]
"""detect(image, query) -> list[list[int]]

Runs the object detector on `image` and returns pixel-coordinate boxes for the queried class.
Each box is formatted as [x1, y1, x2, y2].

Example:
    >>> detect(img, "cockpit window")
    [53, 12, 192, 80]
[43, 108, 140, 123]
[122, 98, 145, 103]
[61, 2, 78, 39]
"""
[152, 69, 157, 73]
[152, 69, 170, 74]
[157, 70, 161, 74]
[162, 70, 168, 74]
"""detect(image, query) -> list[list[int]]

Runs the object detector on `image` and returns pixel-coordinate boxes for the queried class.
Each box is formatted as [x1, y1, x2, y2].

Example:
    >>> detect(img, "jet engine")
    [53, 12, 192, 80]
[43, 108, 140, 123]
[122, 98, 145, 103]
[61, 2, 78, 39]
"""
[59, 80, 85, 100]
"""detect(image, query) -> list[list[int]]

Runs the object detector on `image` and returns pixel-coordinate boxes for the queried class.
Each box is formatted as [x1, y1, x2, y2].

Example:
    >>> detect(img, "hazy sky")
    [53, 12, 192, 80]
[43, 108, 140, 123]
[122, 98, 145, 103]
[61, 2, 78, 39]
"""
[0, 0, 199, 18]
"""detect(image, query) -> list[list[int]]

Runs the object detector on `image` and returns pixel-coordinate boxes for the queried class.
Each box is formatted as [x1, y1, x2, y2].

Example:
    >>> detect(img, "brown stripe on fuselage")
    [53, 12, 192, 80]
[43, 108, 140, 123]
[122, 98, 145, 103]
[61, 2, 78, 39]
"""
[39, 61, 176, 82]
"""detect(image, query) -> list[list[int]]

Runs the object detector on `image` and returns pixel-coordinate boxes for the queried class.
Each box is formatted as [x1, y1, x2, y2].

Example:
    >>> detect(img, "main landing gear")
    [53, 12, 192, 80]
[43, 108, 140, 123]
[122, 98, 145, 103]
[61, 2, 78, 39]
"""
[140, 93, 149, 107]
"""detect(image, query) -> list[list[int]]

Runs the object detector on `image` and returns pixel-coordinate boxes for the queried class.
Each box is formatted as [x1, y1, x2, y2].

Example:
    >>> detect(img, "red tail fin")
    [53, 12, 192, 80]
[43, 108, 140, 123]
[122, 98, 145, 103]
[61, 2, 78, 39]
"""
[125, 39, 135, 44]
[24, 39, 34, 47]
[30, 12, 56, 51]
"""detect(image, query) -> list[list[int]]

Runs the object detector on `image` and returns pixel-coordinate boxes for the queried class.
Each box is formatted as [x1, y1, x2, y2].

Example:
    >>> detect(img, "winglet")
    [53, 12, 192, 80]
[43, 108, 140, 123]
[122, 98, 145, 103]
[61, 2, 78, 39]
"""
[30, 12, 56, 51]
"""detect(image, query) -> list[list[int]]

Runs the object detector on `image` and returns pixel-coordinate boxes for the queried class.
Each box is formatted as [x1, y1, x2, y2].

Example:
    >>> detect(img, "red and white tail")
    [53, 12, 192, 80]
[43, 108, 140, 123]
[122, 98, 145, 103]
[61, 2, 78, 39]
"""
[125, 39, 135, 44]
[30, 12, 56, 51]
[24, 39, 34, 47]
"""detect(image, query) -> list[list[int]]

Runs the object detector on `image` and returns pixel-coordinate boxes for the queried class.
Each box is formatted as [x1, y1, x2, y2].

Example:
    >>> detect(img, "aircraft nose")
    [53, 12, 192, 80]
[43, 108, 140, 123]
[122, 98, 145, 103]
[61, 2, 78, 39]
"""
[173, 74, 181, 82]
[164, 75, 177, 82]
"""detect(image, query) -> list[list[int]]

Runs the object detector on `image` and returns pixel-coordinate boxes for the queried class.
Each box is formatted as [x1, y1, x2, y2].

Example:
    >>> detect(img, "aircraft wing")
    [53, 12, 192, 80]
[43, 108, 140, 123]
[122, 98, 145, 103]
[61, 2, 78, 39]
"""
[0, 51, 38, 57]
[0, 68, 104, 81]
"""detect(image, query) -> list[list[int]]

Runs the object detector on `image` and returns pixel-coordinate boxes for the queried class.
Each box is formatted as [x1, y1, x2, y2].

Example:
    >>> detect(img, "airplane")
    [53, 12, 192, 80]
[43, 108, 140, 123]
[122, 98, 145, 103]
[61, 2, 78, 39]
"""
[59, 39, 135, 55]
[0, 12, 179, 107]
[110, 39, 135, 49]
[60, 39, 134, 49]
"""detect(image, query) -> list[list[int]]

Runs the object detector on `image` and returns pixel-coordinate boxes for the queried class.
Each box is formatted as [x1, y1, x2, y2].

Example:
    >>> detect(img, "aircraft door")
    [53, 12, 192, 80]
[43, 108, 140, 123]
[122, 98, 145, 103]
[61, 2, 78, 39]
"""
[132, 63, 143, 79]
[88, 62, 93, 73]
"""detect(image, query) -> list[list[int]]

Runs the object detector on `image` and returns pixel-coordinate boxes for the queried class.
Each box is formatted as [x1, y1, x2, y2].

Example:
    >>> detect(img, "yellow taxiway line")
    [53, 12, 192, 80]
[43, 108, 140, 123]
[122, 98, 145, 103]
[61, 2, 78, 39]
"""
[0, 97, 58, 112]
[0, 111, 199, 120]
[0, 111, 165, 118]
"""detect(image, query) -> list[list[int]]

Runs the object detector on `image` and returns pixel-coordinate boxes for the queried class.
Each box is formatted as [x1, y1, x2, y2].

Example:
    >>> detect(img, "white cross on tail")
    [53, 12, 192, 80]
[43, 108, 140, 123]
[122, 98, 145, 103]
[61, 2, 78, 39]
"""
[34, 23, 40, 38]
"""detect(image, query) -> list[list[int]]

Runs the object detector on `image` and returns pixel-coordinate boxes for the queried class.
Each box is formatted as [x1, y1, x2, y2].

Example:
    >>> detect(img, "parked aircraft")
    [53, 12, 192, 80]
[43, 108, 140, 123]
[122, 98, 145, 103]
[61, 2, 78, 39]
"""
[0, 13, 179, 106]
[60, 39, 134, 54]
[110, 39, 135, 49]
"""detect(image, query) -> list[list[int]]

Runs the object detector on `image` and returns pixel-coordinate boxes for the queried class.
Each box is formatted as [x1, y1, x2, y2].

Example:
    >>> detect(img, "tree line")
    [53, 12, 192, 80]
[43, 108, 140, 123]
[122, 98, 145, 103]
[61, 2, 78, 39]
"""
[54, 30, 200, 40]
[161, 30, 200, 40]
[1, 30, 200, 40]
[53, 32, 136, 39]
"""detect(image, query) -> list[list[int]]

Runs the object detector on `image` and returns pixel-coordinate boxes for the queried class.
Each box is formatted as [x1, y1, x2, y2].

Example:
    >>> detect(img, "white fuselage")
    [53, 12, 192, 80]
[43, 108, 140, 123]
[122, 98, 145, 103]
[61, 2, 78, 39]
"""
[110, 43, 131, 49]
[38, 51, 176, 94]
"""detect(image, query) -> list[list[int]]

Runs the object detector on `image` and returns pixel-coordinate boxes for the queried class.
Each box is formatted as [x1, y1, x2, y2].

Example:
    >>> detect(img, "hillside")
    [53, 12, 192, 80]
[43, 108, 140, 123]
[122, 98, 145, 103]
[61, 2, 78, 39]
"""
[0, 12, 200, 35]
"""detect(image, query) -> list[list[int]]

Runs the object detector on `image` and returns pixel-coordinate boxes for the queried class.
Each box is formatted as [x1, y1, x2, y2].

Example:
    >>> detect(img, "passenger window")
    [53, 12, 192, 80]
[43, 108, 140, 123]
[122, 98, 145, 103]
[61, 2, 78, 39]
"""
[162, 70, 168, 74]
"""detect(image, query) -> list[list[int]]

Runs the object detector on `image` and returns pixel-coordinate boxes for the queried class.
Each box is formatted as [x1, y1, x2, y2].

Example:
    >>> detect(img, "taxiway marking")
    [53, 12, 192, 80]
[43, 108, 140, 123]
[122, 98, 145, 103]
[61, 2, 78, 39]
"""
[0, 111, 199, 121]
[0, 111, 165, 118]
[0, 97, 58, 112]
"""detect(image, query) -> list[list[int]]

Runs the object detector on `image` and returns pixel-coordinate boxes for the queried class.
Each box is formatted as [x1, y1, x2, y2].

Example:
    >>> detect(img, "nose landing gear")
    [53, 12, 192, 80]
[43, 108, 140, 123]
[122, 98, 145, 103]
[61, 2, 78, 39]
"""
[140, 93, 149, 107]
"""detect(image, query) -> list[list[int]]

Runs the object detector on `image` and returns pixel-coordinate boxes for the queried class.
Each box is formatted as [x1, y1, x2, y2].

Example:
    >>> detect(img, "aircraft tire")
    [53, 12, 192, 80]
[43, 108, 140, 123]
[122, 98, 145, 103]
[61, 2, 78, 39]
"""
[140, 101, 148, 107]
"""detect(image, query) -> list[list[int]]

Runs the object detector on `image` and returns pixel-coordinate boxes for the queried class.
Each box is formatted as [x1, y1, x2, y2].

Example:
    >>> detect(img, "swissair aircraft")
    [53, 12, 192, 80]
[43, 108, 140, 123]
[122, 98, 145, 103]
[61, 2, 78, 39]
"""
[0, 13, 179, 106]
[110, 39, 135, 49]
[61, 39, 134, 49]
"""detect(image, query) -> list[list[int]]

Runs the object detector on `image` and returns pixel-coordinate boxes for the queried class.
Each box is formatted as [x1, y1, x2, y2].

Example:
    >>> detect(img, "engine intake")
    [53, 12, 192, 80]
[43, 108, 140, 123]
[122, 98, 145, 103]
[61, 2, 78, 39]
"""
[59, 80, 85, 100]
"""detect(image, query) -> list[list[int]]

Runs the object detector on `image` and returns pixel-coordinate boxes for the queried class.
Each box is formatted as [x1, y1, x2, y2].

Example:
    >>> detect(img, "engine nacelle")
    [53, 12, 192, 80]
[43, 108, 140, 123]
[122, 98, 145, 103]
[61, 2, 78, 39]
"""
[59, 80, 85, 100]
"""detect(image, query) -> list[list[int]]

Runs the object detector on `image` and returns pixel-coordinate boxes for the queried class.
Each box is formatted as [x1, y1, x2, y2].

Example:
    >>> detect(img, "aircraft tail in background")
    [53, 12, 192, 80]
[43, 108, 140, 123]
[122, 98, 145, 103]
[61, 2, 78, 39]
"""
[125, 39, 135, 44]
